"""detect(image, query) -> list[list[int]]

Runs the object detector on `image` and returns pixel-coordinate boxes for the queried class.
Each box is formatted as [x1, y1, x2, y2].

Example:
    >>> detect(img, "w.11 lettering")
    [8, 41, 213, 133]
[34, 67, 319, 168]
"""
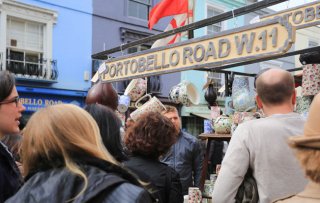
[235, 27, 278, 54]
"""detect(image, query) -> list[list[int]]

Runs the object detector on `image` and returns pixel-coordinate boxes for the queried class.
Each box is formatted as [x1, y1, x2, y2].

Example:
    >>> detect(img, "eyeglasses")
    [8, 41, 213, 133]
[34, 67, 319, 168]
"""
[0, 96, 20, 107]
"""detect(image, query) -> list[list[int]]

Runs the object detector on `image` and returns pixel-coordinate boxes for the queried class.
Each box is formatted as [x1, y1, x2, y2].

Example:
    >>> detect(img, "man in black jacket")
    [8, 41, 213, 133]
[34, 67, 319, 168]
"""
[0, 71, 25, 202]
[161, 105, 204, 195]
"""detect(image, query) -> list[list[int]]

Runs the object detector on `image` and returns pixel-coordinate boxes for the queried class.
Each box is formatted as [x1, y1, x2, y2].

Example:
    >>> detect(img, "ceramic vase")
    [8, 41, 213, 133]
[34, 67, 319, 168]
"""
[232, 77, 255, 112]
[213, 115, 232, 134]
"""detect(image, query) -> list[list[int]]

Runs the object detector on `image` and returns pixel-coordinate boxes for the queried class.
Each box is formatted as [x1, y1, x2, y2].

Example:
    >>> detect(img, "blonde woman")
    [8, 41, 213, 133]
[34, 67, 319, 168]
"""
[6, 104, 153, 203]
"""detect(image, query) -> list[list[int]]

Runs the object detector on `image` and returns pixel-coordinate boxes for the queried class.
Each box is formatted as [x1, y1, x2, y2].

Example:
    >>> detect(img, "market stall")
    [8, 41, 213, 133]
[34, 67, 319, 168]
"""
[90, 0, 320, 202]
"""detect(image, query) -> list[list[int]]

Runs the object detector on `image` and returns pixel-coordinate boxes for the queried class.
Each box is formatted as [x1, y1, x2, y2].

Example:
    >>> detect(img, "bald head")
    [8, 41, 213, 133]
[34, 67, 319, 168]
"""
[256, 68, 295, 105]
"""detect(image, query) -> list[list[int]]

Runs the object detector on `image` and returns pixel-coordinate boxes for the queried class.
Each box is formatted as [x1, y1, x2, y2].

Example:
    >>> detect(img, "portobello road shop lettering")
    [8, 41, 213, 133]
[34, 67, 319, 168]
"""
[97, 18, 294, 83]
[19, 97, 64, 112]
[18, 96, 84, 112]
[20, 98, 63, 106]
[261, 0, 320, 29]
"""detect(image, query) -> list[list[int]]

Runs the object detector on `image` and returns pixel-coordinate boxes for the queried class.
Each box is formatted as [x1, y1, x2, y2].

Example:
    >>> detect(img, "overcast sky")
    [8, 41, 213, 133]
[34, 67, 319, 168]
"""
[267, 0, 317, 11]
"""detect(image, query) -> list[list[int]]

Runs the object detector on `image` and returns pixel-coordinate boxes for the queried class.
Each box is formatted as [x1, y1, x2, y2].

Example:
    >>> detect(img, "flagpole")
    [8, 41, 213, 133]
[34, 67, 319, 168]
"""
[187, 0, 194, 39]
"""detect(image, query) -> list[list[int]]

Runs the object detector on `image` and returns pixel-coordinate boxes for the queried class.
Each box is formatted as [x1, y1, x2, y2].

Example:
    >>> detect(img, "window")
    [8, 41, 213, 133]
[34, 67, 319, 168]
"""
[128, 0, 151, 20]
[127, 44, 150, 54]
[6, 17, 45, 78]
[7, 17, 44, 52]
[1, 0, 57, 80]
[207, 6, 224, 35]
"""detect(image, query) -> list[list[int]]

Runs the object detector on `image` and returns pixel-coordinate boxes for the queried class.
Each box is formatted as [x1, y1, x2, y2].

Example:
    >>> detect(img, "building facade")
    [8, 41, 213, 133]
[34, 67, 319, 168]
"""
[0, 0, 93, 123]
[3, 0, 317, 133]
[92, 0, 174, 98]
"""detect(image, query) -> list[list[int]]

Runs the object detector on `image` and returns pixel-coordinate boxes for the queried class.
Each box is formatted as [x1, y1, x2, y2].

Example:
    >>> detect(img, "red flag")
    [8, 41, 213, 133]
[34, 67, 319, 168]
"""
[151, 0, 194, 48]
[148, 0, 188, 30]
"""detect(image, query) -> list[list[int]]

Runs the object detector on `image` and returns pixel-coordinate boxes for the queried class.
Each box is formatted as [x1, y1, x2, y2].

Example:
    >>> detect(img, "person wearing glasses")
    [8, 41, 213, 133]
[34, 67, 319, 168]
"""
[0, 70, 25, 202]
[6, 104, 153, 203]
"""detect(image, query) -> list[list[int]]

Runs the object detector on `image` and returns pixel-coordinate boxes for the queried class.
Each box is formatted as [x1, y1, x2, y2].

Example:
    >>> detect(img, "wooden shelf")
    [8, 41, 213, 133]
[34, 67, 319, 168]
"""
[199, 133, 231, 141]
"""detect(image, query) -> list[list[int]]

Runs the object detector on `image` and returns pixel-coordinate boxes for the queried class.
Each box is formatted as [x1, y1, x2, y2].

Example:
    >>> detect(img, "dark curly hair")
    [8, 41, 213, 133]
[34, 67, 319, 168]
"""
[124, 112, 178, 159]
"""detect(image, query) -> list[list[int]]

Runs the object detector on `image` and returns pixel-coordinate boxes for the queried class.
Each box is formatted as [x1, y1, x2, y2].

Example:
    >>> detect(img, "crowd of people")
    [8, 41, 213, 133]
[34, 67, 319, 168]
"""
[1, 67, 320, 203]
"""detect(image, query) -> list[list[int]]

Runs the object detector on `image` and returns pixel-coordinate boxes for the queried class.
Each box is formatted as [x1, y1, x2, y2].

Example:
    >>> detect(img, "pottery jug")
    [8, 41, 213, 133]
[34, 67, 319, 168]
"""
[85, 81, 118, 110]
[204, 84, 217, 107]
[295, 96, 311, 114]
[231, 76, 256, 112]
[232, 89, 256, 112]
[124, 78, 147, 101]
[213, 115, 232, 134]
[169, 84, 181, 104]
[130, 94, 166, 121]
[224, 96, 234, 116]
[232, 76, 250, 95]
[169, 81, 200, 106]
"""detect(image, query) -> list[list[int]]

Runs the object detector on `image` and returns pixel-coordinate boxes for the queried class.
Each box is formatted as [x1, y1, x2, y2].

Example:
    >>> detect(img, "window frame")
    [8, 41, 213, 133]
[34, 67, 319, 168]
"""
[127, 0, 151, 21]
[205, 3, 226, 96]
[205, 4, 225, 35]
[0, 0, 57, 80]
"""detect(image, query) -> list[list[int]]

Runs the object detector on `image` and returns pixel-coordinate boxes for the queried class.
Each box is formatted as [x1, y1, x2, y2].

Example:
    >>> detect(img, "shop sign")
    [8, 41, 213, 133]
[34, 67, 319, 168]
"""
[19, 95, 82, 112]
[96, 18, 295, 83]
[261, 1, 320, 29]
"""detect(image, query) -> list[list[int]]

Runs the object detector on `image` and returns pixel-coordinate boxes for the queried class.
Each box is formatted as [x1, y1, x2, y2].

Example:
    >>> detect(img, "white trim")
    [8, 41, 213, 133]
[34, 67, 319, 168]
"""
[2, 1, 57, 23]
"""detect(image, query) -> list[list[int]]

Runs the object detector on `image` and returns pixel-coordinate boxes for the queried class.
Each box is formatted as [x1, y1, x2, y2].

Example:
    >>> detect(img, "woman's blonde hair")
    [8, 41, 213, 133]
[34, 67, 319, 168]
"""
[294, 148, 320, 183]
[21, 104, 118, 200]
